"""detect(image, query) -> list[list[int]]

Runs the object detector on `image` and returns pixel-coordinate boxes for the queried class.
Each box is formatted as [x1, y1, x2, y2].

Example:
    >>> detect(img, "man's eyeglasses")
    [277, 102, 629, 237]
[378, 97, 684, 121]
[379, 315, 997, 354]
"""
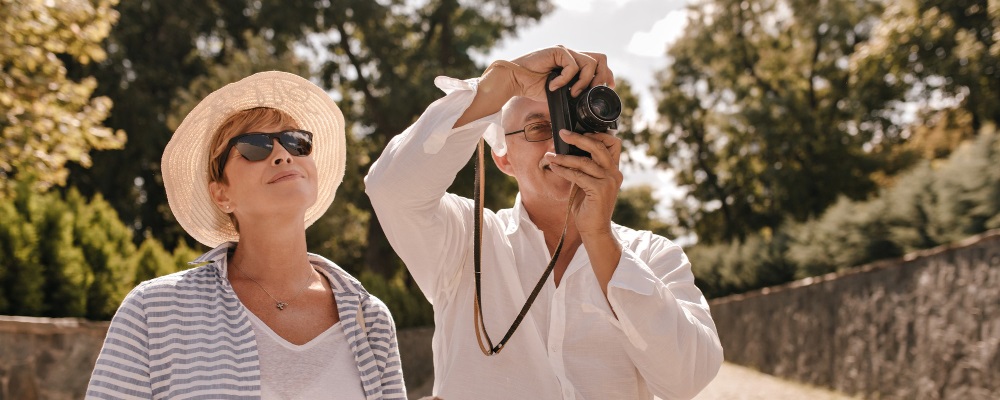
[218, 130, 313, 175]
[504, 121, 553, 142]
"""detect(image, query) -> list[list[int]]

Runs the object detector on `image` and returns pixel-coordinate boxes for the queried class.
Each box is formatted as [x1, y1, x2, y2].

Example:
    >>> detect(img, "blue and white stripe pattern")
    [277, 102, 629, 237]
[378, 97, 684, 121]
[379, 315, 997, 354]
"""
[86, 242, 405, 399]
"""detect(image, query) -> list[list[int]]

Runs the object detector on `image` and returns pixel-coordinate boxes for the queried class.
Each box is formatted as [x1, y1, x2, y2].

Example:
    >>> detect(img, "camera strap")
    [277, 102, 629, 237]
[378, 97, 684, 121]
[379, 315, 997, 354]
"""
[472, 138, 578, 356]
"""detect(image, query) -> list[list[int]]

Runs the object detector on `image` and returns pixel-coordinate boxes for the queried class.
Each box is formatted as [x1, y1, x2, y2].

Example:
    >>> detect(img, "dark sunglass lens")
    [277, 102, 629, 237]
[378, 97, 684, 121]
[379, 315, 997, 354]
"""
[279, 130, 313, 156]
[234, 134, 273, 161]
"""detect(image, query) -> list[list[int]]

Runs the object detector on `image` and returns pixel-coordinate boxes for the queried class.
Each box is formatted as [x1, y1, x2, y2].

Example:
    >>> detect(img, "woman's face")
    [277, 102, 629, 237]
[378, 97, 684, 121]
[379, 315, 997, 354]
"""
[209, 121, 319, 227]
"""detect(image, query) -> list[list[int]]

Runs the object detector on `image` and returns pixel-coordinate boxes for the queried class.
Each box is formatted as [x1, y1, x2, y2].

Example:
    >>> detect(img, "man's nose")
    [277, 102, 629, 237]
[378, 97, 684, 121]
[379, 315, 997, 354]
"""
[546, 133, 557, 153]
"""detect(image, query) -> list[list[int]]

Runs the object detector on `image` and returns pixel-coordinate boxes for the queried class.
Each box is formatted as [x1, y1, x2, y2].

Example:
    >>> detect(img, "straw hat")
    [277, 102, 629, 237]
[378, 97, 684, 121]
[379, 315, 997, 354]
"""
[162, 71, 346, 247]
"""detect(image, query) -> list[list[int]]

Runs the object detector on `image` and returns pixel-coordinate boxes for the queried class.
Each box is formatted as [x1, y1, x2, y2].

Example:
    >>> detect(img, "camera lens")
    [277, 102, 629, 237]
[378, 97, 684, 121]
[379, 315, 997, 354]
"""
[590, 98, 613, 120]
[575, 86, 622, 132]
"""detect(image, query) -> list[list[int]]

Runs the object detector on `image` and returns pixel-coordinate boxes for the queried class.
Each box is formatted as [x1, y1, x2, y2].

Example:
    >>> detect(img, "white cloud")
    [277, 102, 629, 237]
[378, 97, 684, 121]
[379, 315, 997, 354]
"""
[626, 9, 689, 58]
[551, 0, 643, 13]
[551, 0, 595, 12]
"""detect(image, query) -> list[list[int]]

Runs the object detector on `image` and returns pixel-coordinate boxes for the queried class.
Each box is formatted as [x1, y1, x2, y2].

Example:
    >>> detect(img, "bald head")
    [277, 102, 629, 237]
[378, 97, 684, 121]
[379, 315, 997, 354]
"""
[501, 97, 550, 134]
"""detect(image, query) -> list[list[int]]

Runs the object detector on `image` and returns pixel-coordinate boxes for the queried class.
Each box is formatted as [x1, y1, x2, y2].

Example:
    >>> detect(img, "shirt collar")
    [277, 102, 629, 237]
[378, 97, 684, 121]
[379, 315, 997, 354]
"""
[506, 193, 627, 245]
[505, 193, 530, 234]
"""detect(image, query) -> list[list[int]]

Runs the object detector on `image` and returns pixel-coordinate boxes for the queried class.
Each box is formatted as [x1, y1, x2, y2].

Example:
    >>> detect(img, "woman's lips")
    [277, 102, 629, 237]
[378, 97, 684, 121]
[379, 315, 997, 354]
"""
[268, 171, 302, 183]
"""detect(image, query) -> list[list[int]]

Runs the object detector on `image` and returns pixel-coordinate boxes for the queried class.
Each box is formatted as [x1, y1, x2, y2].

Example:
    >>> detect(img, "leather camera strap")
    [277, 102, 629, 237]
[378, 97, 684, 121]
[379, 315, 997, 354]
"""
[473, 139, 577, 356]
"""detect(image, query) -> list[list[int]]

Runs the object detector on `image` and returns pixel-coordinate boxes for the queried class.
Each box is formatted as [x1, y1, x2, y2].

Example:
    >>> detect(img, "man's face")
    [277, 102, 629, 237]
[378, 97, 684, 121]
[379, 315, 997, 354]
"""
[495, 97, 574, 202]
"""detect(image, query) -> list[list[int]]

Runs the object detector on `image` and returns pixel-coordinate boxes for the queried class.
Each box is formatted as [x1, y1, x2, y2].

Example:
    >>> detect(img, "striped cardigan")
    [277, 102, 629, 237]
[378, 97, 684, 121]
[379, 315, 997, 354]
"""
[86, 242, 406, 399]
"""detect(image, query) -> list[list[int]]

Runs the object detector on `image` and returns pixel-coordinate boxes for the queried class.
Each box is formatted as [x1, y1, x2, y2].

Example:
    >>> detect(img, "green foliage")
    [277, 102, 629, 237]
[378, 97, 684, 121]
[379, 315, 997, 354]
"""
[786, 125, 1000, 275]
[694, 125, 1000, 298]
[652, 0, 892, 243]
[0, 186, 44, 315]
[853, 0, 999, 133]
[687, 233, 796, 299]
[0, 183, 207, 319]
[649, 0, 1000, 244]
[786, 197, 902, 278]
[33, 188, 91, 317]
[0, 0, 126, 195]
[66, 190, 135, 319]
[358, 270, 434, 329]
[613, 185, 672, 237]
[64, 0, 552, 267]
[929, 127, 1000, 239]
[65, 0, 337, 247]
[308, 0, 551, 275]
[133, 237, 176, 287]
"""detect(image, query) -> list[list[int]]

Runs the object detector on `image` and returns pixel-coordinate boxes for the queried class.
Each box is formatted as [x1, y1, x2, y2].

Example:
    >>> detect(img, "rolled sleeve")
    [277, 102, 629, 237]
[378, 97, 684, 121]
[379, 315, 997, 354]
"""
[604, 237, 723, 399]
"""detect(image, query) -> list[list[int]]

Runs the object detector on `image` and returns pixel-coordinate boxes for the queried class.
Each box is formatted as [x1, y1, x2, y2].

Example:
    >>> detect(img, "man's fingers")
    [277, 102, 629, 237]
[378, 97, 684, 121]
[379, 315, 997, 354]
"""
[569, 52, 598, 96]
[584, 52, 615, 89]
[548, 163, 602, 189]
[556, 131, 621, 169]
[547, 153, 606, 179]
[547, 46, 581, 91]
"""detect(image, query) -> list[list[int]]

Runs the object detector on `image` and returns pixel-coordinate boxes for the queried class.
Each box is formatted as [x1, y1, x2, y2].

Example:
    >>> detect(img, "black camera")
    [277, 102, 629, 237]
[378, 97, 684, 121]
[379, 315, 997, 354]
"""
[545, 69, 622, 157]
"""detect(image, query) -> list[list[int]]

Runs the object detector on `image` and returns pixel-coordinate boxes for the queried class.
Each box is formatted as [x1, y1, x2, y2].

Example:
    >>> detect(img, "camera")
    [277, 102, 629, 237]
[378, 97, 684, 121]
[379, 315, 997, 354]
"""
[545, 69, 622, 157]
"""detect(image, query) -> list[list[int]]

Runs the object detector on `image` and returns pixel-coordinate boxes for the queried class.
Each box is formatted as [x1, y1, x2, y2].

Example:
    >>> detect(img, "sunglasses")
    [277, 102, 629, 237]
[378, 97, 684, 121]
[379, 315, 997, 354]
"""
[217, 130, 313, 176]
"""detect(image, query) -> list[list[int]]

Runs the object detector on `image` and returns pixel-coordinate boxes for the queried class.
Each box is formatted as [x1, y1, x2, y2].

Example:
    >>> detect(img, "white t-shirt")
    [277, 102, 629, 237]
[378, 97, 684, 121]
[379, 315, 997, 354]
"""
[248, 305, 367, 400]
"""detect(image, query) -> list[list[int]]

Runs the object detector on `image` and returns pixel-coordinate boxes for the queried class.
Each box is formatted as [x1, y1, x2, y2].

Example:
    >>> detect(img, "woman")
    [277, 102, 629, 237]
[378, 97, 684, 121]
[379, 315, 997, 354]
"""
[86, 71, 405, 399]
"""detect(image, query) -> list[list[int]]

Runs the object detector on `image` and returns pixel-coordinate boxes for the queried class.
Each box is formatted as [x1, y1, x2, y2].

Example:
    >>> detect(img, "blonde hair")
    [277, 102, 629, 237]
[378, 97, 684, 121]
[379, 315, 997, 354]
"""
[207, 107, 300, 231]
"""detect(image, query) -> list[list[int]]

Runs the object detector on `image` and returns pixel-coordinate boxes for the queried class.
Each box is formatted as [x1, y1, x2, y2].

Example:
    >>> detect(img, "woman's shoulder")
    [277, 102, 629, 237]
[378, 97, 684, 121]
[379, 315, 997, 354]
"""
[307, 253, 367, 293]
[127, 264, 223, 299]
[306, 253, 395, 321]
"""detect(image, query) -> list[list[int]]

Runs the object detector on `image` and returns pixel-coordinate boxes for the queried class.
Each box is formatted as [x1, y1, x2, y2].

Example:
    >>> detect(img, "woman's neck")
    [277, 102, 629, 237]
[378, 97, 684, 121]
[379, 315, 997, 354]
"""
[227, 216, 313, 287]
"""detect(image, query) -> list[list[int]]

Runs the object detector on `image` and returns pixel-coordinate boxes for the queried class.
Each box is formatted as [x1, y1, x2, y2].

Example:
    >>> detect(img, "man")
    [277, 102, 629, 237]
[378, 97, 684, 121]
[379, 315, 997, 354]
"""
[365, 45, 722, 399]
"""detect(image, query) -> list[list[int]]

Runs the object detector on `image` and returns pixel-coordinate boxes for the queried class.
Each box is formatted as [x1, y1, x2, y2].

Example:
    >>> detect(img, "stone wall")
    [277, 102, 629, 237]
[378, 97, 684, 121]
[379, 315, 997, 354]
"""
[710, 230, 1000, 399]
[0, 317, 109, 400]
[0, 317, 434, 399]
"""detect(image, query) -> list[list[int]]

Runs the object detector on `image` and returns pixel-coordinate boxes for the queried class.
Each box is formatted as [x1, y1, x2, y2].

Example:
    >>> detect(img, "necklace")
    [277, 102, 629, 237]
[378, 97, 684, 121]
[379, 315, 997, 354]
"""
[232, 263, 314, 311]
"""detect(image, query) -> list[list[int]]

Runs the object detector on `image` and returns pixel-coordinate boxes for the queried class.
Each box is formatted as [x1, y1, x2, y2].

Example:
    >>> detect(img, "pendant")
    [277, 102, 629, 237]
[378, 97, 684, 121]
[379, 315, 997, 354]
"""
[275, 302, 287, 310]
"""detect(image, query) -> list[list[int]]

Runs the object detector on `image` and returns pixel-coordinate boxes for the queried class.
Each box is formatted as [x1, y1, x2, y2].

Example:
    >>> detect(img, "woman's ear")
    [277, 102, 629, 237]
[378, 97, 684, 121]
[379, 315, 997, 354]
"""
[209, 180, 234, 213]
[491, 150, 515, 177]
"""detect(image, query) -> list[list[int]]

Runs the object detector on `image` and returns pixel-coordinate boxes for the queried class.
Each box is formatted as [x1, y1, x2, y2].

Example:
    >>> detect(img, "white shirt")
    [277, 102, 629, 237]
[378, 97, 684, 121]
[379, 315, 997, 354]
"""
[249, 269, 368, 400]
[365, 76, 723, 400]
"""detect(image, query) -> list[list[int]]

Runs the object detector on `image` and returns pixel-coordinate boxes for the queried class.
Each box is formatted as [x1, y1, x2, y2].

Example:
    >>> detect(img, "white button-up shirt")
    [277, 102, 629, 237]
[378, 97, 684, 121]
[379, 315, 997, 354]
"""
[365, 76, 723, 400]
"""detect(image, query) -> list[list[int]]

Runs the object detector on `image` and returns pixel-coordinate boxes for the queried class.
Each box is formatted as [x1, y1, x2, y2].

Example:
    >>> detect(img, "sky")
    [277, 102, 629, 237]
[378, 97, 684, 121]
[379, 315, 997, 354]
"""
[484, 0, 693, 220]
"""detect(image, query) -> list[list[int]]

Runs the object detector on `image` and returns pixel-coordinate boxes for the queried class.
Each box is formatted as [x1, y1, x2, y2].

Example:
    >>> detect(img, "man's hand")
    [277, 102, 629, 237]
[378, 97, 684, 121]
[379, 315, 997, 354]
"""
[544, 130, 623, 236]
[504, 46, 615, 101]
[455, 45, 614, 128]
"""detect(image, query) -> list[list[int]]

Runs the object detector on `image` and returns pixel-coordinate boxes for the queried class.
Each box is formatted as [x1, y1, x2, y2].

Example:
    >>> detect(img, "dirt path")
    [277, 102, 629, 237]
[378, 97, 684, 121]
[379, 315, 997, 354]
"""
[692, 363, 859, 400]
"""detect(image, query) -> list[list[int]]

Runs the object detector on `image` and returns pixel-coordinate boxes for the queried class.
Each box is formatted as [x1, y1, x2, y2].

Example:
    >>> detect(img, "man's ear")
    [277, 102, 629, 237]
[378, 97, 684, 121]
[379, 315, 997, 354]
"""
[208, 180, 234, 213]
[491, 150, 515, 177]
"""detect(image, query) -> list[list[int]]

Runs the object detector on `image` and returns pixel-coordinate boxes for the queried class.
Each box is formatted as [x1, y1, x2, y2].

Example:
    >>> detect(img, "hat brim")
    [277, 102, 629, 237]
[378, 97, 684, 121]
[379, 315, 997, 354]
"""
[162, 71, 346, 247]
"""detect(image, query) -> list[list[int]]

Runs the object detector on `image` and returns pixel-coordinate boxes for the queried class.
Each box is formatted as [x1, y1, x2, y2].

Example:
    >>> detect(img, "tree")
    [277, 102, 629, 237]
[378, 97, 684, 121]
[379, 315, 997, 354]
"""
[66, 0, 319, 247]
[67, 189, 137, 319]
[650, 0, 896, 243]
[0, 178, 211, 319]
[0, 186, 44, 315]
[613, 185, 672, 237]
[33, 187, 91, 317]
[0, 0, 125, 195]
[65, 0, 553, 274]
[853, 0, 999, 137]
[304, 0, 552, 275]
[132, 237, 175, 287]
